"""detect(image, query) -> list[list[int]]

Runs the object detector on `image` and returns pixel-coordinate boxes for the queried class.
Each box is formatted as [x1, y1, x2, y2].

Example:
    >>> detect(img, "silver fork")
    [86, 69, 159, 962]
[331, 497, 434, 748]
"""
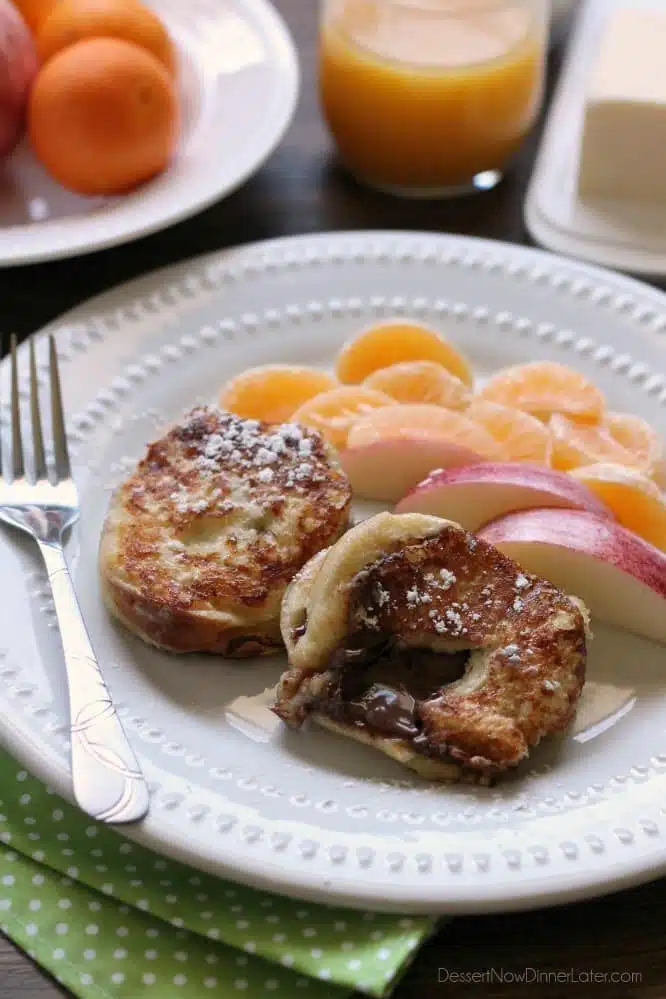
[0, 334, 149, 824]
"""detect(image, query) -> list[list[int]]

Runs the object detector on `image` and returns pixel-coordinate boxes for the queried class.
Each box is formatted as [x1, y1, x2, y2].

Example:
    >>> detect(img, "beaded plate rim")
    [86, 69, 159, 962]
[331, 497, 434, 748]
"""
[1, 231, 666, 914]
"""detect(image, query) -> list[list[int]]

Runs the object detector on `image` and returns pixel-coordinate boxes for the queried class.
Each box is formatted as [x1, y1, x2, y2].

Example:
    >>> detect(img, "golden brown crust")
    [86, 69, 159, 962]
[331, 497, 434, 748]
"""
[313, 714, 472, 782]
[99, 407, 351, 656]
[273, 513, 589, 777]
[279, 512, 446, 676]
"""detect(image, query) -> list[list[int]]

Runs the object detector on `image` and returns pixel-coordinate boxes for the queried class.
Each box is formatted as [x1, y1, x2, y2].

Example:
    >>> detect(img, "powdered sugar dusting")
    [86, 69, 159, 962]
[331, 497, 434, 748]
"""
[182, 408, 328, 494]
[501, 643, 521, 665]
[444, 608, 464, 635]
[133, 406, 348, 520]
[406, 587, 432, 606]
[374, 584, 390, 609]
[184, 410, 316, 485]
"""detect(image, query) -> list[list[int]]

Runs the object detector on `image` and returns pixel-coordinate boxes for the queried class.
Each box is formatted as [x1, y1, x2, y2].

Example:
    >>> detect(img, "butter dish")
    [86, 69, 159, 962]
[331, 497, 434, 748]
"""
[525, 0, 666, 276]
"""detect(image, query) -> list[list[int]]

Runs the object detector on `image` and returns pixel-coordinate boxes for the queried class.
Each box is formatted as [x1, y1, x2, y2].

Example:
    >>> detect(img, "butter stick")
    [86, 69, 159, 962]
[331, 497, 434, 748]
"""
[578, 8, 666, 203]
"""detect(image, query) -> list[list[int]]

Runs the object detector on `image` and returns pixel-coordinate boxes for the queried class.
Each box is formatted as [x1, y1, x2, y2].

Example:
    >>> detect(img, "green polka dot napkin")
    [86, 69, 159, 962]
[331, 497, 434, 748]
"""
[0, 754, 437, 999]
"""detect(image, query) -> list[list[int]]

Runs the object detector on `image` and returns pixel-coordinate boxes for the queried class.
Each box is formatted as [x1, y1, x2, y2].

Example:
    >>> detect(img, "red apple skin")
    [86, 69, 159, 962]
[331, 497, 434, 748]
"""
[0, 0, 37, 160]
[339, 438, 484, 503]
[396, 462, 612, 524]
[479, 508, 666, 599]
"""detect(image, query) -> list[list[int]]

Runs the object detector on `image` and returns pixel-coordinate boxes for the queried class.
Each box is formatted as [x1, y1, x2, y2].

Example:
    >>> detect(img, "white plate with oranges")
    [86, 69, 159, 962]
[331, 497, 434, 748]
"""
[2, 230, 666, 913]
[0, 0, 298, 265]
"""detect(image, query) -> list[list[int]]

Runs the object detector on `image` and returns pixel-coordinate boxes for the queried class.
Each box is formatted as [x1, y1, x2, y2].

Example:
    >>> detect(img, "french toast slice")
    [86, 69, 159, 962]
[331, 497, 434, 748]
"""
[274, 512, 589, 780]
[99, 407, 352, 657]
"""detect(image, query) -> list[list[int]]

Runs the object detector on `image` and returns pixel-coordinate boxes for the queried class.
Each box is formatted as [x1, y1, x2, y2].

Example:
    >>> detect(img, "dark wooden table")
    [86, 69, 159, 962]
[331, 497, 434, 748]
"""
[3, 1, 666, 996]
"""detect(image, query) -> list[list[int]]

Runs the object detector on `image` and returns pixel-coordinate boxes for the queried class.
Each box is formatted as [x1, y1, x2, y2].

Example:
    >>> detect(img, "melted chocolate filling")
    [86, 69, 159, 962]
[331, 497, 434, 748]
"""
[319, 632, 469, 750]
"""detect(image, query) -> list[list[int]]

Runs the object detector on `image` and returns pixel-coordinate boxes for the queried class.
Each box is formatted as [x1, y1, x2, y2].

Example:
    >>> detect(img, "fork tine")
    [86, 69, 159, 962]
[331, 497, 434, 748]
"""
[49, 335, 70, 480]
[10, 334, 24, 481]
[29, 337, 47, 481]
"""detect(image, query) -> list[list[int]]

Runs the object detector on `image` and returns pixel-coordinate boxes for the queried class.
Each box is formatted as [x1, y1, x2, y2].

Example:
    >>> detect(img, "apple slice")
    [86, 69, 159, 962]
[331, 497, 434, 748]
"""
[339, 438, 483, 503]
[478, 508, 666, 645]
[395, 462, 611, 530]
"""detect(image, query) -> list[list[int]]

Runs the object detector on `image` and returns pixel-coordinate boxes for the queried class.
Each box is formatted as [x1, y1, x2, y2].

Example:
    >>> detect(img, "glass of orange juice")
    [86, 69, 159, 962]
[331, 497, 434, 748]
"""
[319, 0, 550, 197]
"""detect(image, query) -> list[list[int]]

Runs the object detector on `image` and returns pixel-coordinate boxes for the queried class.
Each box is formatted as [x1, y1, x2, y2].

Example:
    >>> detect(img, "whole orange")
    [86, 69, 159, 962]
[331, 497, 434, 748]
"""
[11, 0, 59, 34]
[37, 0, 175, 73]
[28, 36, 179, 195]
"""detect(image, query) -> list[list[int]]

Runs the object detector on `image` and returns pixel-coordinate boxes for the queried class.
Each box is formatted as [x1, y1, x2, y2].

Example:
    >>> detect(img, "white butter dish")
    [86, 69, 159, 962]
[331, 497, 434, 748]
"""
[525, 0, 666, 276]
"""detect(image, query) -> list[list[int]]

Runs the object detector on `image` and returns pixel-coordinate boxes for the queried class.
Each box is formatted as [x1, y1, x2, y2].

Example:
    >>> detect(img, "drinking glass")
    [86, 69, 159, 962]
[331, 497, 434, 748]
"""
[319, 0, 550, 198]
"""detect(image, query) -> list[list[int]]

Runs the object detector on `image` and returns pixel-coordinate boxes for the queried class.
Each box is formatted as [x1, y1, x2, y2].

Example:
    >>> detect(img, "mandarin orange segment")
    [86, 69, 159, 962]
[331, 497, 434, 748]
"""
[335, 321, 474, 387]
[477, 361, 605, 422]
[605, 411, 666, 485]
[291, 386, 394, 450]
[363, 360, 471, 409]
[549, 413, 627, 472]
[219, 365, 338, 425]
[549, 411, 665, 481]
[570, 464, 666, 551]
[346, 403, 500, 457]
[466, 400, 550, 464]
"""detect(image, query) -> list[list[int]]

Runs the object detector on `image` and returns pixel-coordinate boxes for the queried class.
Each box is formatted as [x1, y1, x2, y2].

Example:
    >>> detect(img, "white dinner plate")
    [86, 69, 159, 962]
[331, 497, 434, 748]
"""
[0, 0, 298, 266]
[2, 232, 666, 914]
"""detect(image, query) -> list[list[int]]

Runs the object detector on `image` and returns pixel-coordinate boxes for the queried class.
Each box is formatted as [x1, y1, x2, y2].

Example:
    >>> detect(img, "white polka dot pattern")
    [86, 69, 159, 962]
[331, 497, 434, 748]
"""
[0, 759, 434, 997]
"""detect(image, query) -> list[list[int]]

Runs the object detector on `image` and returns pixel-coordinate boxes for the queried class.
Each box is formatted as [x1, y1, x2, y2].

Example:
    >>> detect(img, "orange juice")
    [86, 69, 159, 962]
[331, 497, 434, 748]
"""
[319, 0, 547, 194]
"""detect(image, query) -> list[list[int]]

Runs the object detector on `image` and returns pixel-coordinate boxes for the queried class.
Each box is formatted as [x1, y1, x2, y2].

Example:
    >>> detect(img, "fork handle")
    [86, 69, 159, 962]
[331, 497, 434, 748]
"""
[38, 540, 150, 824]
